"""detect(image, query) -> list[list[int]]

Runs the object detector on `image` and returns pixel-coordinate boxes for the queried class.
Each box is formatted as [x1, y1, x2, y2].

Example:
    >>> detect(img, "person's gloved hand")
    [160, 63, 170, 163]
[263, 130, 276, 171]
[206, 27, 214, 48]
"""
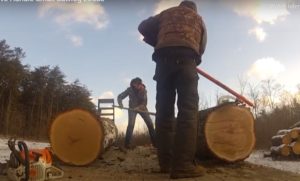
[118, 103, 124, 109]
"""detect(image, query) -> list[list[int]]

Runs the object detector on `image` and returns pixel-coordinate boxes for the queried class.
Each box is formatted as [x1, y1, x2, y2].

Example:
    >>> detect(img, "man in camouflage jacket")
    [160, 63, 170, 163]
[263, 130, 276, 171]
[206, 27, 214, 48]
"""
[138, 0, 207, 179]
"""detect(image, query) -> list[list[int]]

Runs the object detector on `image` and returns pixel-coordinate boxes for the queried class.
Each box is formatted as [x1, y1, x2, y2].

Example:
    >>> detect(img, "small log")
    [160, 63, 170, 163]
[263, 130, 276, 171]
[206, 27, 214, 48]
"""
[290, 141, 300, 155]
[197, 103, 255, 162]
[271, 134, 292, 146]
[271, 144, 291, 157]
[276, 129, 290, 136]
[50, 109, 117, 166]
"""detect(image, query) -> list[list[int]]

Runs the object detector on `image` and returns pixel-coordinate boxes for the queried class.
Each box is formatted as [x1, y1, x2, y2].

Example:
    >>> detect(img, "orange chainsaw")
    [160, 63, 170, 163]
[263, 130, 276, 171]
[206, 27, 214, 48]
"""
[6, 138, 64, 181]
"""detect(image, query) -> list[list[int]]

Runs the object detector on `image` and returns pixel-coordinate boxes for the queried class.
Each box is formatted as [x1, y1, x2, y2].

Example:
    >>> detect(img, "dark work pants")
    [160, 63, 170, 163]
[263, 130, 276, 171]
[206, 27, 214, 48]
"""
[154, 58, 199, 170]
[125, 110, 156, 147]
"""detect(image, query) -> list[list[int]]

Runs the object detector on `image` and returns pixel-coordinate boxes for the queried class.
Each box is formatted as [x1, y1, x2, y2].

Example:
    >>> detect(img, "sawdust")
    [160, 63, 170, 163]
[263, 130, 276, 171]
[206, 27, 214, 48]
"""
[1, 146, 300, 181]
[58, 146, 300, 181]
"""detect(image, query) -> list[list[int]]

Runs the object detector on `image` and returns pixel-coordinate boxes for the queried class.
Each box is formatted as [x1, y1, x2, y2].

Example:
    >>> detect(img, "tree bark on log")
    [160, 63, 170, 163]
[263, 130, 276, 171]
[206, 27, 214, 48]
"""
[100, 117, 118, 154]
[50, 109, 117, 166]
[196, 103, 255, 162]
[271, 144, 291, 157]
[271, 135, 292, 146]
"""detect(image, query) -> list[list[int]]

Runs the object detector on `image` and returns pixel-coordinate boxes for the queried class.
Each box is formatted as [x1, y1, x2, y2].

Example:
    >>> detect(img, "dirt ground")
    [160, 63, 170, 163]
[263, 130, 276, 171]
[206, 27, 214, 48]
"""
[1, 146, 300, 181]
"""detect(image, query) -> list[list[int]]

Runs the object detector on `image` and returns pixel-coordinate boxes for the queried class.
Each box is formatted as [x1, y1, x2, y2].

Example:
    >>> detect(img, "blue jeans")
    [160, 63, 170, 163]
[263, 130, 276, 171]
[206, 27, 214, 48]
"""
[125, 110, 156, 147]
[154, 58, 199, 170]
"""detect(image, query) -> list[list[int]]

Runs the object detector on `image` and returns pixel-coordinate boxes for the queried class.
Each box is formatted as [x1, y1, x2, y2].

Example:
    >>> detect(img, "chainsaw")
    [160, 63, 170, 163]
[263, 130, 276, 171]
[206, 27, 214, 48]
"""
[6, 138, 64, 181]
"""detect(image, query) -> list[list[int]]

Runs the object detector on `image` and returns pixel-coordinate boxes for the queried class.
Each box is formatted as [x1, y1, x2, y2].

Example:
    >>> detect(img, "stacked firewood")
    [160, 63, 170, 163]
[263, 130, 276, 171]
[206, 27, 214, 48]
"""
[269, 127, 300, 159]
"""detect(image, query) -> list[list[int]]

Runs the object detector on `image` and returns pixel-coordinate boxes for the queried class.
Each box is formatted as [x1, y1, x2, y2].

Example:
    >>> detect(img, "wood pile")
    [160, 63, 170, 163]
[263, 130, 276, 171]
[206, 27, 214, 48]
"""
[268, 127, 300, 159]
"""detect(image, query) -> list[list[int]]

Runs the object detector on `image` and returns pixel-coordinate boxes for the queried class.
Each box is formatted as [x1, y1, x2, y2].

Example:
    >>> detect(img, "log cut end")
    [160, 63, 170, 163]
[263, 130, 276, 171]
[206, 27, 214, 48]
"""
[290, 141, 300, 155]
[204, 104, 255, 162]
[271, 134, 292, 146]
[50, 109, 103, 166]
[290, 128, 300, 139]
[271, 144, 291, 157]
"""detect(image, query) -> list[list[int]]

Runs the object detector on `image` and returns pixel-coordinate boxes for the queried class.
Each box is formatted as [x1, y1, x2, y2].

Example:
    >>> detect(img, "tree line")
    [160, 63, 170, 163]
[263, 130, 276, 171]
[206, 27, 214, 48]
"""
[0, 40, 96, 140]
[233, 77, 300, 148]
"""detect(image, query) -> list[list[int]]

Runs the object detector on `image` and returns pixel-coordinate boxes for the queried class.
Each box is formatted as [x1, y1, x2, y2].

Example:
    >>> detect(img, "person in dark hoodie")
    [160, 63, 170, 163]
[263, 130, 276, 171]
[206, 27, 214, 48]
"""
[138, 0, 207, 179]
[117, 77, 156, 149]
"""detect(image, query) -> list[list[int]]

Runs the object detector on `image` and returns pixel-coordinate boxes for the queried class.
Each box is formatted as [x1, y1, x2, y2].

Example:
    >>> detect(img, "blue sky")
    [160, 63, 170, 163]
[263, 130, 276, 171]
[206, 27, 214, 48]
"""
[1, 0, 300, 132]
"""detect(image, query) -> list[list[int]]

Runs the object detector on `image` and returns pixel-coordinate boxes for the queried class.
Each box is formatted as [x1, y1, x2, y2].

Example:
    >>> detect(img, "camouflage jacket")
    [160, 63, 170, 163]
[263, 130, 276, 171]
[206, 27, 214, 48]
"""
[138, 5, 207, 57]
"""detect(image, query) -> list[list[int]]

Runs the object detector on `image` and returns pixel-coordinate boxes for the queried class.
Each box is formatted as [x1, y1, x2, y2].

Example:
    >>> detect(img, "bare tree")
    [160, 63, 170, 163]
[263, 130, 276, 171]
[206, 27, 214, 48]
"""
[199, 93, 210, 110]
[238, 75, 248, 96]
[261, 79, 283, 111]
[279, 90, 294, 107]
[247, 82, 261, 119]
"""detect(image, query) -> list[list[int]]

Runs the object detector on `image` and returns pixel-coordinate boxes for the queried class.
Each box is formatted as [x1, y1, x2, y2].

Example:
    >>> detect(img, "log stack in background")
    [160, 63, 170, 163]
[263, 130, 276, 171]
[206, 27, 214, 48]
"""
[269, 127, 300, 159]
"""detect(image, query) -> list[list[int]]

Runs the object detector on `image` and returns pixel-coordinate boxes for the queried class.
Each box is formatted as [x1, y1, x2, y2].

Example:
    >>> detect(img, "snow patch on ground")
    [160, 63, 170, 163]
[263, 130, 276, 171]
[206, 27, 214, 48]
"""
[0, 138, 49, 163]
[246, 150, 300, 174]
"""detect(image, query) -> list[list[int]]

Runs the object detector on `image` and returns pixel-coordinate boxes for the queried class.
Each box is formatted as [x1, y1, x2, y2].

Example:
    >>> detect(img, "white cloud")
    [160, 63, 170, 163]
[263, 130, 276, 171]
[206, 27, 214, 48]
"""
[67, 34, 83, 47]
[38, 2, 108, 29]
[277, 61, 300, 94]
[248, 26, 267, 42]
[247, 57, 285, 80]
[38, 3, 108, 46]
[99, 91, 114, 99]
[229, 1, 289, 25]
[154, 0, 181, 14]
[225, 1, 289, 43]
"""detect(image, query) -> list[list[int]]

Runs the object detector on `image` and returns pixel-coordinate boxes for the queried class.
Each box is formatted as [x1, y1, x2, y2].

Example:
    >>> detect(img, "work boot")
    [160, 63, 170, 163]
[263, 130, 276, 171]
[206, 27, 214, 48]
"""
[170, 165, 206, 179]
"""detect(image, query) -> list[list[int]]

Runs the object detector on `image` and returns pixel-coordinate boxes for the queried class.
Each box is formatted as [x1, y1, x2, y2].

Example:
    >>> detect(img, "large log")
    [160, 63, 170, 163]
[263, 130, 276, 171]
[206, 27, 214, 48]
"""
[197, 103, 255, 162]
[271, 134, 292, 146]
[50, 109, 117, 166]
[271, 144, 291, 157]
